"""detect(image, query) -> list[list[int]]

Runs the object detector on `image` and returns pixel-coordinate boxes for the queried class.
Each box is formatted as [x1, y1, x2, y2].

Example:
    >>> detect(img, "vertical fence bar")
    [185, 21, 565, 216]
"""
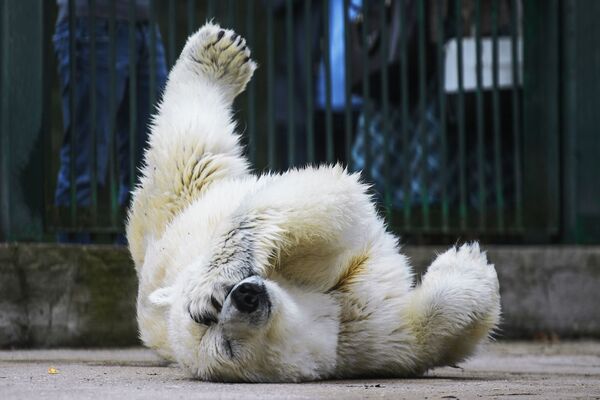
[89, 0, 98, 226]
[417, 0, 429, 229]
[207, 0, 216, 19]
[187, 0, 196, 35]
[108, 0, 118, 228]
[511, 0, 523, 230]
[343, 0, 352, 166]
[267, 0, 275, 169]
[456, 0, 467, 230]
[491, 0, 505, 231]
[436, 1, 449, 232]
[361, 0, 371, 180]
[246, 0, 256, 164]
[305, 0, 315, 164]
[380, 0, 391, 217]
[475, 0, 486, 231]
[41, 3, 55, 234]
[1, 0, 45, 240]
[68, 0, 77, 226]
[227, 0, 234, 26]
[286, 0, 295, 167]
[42, 0, 53, 236]
[149, 0, 157, 111]
[128, 0, 137, 189]
[0, 0, 9, 239]
[399, 1, 410, 228]
[323, 0, 334, 163]
[168, 0, 176, 68]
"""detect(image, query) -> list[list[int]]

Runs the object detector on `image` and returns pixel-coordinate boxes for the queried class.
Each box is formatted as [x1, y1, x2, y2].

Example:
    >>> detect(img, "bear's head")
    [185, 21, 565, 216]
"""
[146, 257, 340, 382]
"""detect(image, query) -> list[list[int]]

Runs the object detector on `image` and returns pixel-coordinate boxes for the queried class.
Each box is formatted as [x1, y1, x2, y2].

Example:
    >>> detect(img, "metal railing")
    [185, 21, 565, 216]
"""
[6, 0, 599, 244]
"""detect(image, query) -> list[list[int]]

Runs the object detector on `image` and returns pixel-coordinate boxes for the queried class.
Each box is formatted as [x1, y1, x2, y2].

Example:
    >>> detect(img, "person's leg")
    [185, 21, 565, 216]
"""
[55, 19, 131, 245]
[54, 18, 117, 243]
[116, 22, 167, 207]
[53, 22, 77, 242]
[109, 21, 136, 245]
[136, 21, 168, 165]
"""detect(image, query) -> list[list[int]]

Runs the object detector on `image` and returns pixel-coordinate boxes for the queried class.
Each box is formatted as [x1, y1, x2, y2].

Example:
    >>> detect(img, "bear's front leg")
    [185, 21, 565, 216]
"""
[183, 165, 381, 325]
[182, 213, 278, 326]
[127, 22, 256, 268]
[178, 22, 257, 103]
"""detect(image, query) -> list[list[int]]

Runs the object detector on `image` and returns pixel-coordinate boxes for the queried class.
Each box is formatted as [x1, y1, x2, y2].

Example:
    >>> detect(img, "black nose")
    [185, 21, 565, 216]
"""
[231, 282, 265, 313]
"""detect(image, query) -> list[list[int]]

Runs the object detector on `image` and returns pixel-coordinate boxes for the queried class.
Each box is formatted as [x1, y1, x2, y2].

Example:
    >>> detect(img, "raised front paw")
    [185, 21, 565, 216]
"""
[182, 22, 257, 100]
[184, 260, 256, 326]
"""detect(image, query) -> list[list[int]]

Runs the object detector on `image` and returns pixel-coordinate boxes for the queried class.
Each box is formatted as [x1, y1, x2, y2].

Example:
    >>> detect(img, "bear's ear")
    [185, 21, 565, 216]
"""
[149, 286, 175, 307]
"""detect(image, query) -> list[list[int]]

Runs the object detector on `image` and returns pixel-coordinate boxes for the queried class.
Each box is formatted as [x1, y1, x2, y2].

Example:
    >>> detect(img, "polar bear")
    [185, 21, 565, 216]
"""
[126, 23, 500, 382]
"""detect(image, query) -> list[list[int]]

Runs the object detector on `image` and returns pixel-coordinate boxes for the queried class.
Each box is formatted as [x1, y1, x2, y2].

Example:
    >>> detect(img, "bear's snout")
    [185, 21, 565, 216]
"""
[231, 282, 266, 313]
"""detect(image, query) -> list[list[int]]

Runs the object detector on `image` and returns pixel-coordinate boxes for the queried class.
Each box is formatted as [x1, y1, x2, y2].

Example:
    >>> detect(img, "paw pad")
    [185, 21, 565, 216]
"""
[184, 23, 257, 100]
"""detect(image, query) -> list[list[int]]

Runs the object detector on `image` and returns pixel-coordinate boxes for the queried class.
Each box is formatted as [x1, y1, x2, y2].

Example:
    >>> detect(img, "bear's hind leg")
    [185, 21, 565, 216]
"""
[406, 243, 501, 369]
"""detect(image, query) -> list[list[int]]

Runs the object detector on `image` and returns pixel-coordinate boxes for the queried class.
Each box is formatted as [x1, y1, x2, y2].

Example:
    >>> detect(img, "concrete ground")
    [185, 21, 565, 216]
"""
[1, 342, 599, 400]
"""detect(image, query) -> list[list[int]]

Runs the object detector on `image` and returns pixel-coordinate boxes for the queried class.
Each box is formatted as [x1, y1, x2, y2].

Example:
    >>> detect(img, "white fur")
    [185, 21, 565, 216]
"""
[127, 22, 501, 382]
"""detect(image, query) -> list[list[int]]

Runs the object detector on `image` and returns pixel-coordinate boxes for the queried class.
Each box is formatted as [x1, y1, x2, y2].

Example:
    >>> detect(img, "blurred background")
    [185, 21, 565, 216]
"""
[2, 0, 598, 246]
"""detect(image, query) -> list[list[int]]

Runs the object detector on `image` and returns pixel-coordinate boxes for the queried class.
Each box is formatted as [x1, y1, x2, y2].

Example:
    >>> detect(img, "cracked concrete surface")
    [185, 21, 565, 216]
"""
[1, 342, 599, 399]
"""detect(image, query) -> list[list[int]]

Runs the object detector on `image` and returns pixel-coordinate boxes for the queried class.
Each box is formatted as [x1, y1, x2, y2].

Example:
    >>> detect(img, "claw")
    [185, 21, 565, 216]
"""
[210, 295, 223, 312]
[189, 305, 218, 326]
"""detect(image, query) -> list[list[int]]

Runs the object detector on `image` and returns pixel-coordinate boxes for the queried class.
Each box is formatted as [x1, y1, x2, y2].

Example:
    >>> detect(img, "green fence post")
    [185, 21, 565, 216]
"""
[561, 0, 600, 243]
[522, 0, 560, 241]
[0, 0, 46, 241]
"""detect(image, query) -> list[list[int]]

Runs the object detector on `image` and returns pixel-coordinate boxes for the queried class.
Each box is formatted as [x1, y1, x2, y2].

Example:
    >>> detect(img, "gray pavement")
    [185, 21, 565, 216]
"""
[1, 342, 599, 399]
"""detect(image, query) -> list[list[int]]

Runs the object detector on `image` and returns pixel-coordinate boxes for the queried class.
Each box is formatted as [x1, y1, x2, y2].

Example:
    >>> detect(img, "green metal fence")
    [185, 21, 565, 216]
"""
[1, 0, 599, 244]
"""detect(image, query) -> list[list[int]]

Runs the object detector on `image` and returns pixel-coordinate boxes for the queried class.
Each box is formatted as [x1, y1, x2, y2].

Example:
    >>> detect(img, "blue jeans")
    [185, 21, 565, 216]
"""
[53, 18, 167, 242]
